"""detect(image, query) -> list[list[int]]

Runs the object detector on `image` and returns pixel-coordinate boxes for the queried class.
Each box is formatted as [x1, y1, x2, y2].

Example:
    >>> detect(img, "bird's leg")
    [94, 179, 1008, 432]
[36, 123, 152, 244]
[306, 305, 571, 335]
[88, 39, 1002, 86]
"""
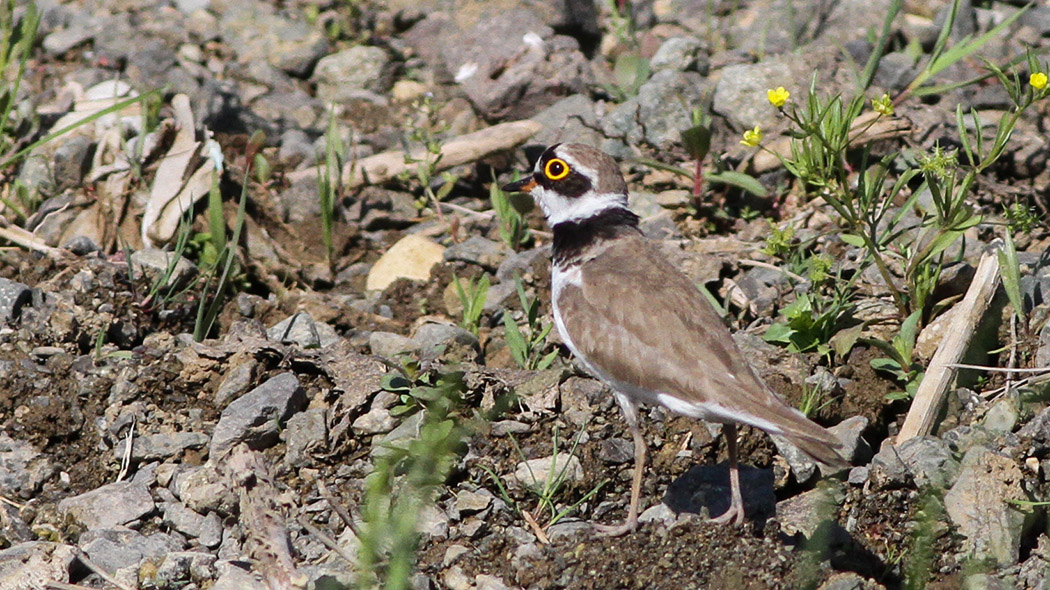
[596, 396, 646, 536]
[711, 423, 745, 525]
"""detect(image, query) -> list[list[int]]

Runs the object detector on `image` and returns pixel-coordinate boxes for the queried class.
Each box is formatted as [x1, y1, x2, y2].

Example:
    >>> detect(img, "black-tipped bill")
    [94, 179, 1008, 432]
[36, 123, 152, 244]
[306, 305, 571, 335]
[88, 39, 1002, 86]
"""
[501, 176, 538, 193]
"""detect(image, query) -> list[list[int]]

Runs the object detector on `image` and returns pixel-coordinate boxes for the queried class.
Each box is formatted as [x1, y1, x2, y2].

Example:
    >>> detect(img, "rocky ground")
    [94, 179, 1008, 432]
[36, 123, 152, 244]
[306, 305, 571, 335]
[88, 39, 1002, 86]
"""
[2, 0, 1050, 589]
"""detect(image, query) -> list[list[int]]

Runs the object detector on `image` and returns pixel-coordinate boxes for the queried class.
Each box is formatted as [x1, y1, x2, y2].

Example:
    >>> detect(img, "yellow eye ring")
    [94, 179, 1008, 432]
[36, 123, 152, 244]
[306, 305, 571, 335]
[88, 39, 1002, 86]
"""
[544, 158, 570, 181]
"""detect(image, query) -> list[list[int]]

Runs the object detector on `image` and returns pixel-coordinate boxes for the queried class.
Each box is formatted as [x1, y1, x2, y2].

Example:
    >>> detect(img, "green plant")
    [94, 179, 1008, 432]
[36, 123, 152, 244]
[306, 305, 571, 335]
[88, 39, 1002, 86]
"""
[763, 289, 852, 359]
[489, 173, 532, 251]
[317, 109, 346, 263]
[192, 132, 261, 341]
[359, 364, 471, 590]
[639, 107, 767, 200]
[868, 310, 925, 401]
[0, 0, 39, 161]
[452, 274, 489, 336]
[798, 380, 835, 418]
[481, 425, 608, 531]
[601, 0, 650, 102]
[503, 275, 558, 371]
[380, 358, 467, 419]
[998, 231, 1025, 332]
[902, 491, 946, 590]
[1004, 202, 1039, 234]
[401, 95, 456, 221]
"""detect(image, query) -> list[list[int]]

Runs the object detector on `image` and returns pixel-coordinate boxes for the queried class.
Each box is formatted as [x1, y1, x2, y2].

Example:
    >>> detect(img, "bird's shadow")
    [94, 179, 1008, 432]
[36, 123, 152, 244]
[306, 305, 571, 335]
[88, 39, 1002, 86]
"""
[662, 463, 777, 523]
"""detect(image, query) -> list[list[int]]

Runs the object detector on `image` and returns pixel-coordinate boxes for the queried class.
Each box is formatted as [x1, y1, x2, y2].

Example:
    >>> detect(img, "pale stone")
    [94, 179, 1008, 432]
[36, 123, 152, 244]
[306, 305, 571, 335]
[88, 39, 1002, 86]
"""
[366, 235, 446, 291]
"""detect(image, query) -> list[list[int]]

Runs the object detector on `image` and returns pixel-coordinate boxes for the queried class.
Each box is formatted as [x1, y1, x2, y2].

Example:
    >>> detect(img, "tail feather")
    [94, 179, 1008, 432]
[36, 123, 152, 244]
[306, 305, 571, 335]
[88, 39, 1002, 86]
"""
[783, 429, 849, 469]
[771, 407, 849, 469]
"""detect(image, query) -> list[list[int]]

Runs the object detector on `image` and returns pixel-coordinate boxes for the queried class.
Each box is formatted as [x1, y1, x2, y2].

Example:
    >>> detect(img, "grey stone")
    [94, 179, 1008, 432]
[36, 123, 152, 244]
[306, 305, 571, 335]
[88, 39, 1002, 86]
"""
[495, 247, 548, 284]
[58, 481, 155, 530]
[945, 446, 1035, 566]
[443, 236, 511, 271]
[418, 504, 450, 539]
[174, 0, 210, 14]
[210, 372, 308, 457]
[1017, 534, 1050, 590]
[776, 483, 845, 538]
[369, 331, 420, 357]
[443, 543, 471, 566]
[212, 561, 265, 590]
[602, 70, 710, 153]
[52, 135, 93, 190]
[544, 520, 591, 541]
[0, 434, 53, 499]
[220, 4, 328, 77]
[154, 551, 217, 586]
[827, 416, 872, 465]
[982, 396, 1019, 435]
[638, 502, 678, 526]
[64, 235, 102, 255]
[529, 94, 603, 151]
[0, 278, 32, 322]
[313, 45, 393, 101]
[847, 466, 869, 486]
[412, 322, 480, 361]
[199, 511, 223, 548]
[771, 434, 818, 483]
[114, 431, 209, 462]
[455, 489, 493, 515]
[268, 312, 322, 348]
[214, 359, 257, 407]
[43, 20, 103, 56]
[352, 406, 397, 435]
[598, 438, 634, 464]
[162, 502, 207, 538]
[277, 128, 314, 169]
[0, 542, 77, 589]
[961, 574, 1015, 590]
[284, 407, 328, 466]
[713, 49, 835, 131]
[372, 412, 425, 460]
[650, 36, 705, 73]
[816, 572, 882, 590]
[476, 573, 513, 590]
[79, 527, 182, 573]
[406, 10, 593, 119]
[174, 465, 236, 515]
[509, 454, 583, 489]
[868, 436, 959, 490]
[130, 248, 198, 292]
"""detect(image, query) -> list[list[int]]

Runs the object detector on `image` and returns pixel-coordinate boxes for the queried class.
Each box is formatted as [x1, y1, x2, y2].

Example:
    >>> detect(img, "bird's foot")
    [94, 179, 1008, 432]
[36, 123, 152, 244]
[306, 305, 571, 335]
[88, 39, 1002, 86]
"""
[710, 503, 745, 526]
[593, 517, 639, 537]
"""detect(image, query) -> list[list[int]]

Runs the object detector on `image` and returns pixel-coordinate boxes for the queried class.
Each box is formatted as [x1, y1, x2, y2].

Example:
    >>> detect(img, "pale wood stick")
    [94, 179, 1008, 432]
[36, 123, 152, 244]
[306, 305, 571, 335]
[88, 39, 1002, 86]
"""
[224, 445, 307, 590]
[286, 120, 542, 187]
[896, 241, 1002, 443]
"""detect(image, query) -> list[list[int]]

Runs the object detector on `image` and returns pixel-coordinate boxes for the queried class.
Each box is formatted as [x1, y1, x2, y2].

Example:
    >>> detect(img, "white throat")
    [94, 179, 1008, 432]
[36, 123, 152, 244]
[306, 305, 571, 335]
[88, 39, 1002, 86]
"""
[533, 185, 629, 226]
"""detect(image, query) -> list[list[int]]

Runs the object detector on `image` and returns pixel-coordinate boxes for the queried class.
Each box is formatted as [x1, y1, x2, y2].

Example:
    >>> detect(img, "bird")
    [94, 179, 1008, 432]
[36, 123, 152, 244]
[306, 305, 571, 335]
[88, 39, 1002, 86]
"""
[501, 143, 847, 536]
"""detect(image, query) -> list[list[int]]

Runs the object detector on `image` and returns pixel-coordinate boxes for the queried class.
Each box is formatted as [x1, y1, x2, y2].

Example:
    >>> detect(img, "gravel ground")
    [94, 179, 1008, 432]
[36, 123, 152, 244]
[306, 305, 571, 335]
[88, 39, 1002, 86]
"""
[3, 0, 1050, 589]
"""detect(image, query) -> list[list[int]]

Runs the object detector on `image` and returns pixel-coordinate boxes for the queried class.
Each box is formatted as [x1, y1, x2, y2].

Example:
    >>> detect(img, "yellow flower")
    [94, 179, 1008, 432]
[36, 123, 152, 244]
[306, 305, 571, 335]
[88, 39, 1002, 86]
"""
[1030, 72, 1048, 90]
[872, 93, 894, 116]
[767, 86, 790, 108]
[740, 125, 763, 147]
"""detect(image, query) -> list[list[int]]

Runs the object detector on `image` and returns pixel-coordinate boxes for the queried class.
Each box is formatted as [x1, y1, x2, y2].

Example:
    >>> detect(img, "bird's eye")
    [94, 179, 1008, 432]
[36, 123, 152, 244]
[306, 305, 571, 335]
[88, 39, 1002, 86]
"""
[544, 158, 570, 181]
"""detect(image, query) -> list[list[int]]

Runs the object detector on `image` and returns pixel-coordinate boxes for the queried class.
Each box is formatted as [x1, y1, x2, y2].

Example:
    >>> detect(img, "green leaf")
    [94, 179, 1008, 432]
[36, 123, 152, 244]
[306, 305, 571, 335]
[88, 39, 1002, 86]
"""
[763, 322, 795, 345]
[829, 324, 864, 358]
[840, 233, 866, 247]
[504, 314, 528, 369]
[870, 357, 904, 374]
[707, 171, 768, 197]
